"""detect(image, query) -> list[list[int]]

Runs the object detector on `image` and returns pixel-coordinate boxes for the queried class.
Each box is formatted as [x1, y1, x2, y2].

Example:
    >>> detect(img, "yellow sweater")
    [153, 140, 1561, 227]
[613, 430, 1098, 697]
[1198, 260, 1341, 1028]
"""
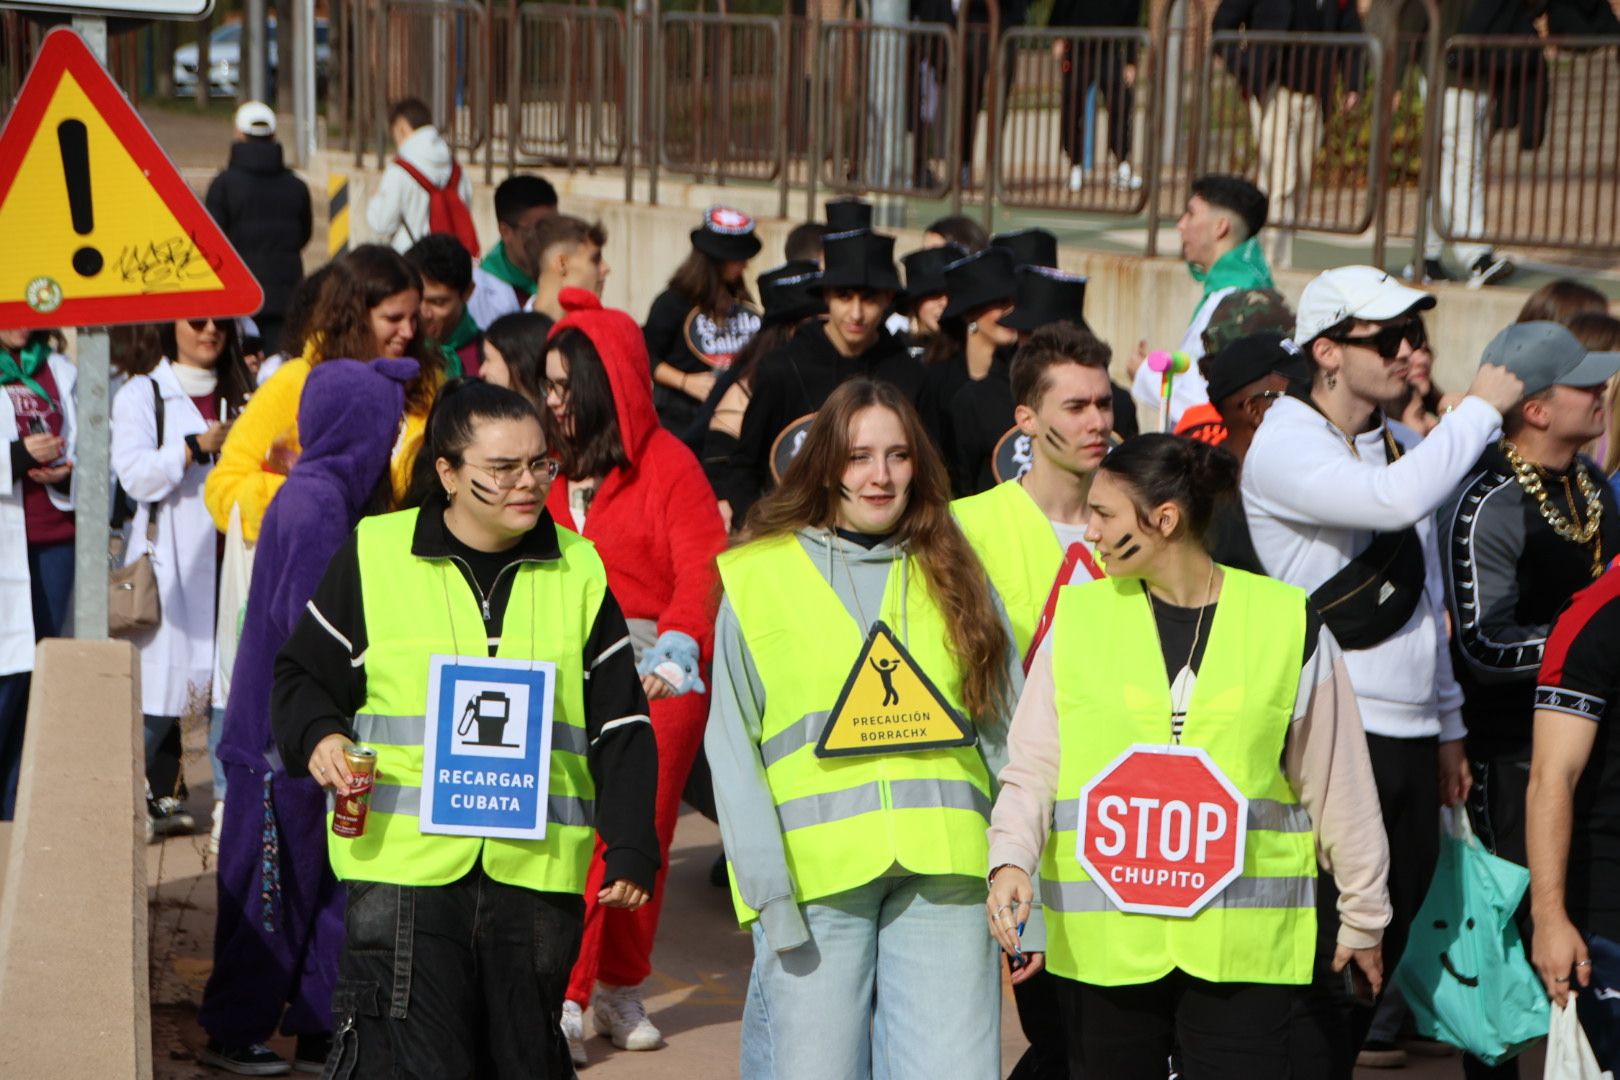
[204, 353, 431, 541]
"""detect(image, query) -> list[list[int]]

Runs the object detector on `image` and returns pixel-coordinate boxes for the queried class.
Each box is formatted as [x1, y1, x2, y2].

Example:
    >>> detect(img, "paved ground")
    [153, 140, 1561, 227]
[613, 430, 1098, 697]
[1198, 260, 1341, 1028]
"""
[148, 713, 1545, 1079]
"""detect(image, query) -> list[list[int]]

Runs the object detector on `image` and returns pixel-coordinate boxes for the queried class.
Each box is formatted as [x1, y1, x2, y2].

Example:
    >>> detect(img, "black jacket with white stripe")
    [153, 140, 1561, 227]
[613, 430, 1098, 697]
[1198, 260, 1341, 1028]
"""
[1439, 443, 1620, 760]
[270, 499, 661, 892]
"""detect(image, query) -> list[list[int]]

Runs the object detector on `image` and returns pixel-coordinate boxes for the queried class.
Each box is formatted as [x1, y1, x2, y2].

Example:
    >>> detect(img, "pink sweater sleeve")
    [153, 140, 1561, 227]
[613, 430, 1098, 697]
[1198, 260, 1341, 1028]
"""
[988, 638, 1062, 876]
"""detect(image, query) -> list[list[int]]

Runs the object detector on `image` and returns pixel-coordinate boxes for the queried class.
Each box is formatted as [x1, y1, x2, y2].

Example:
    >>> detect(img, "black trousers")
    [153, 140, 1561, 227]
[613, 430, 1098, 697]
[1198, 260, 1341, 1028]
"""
[1059, 47, 1134, 165]
[1460, 750, 1532, 1080]
[1007, 967, 1070, 1079]
[1057, 969, 1293, 1080]
[324, 865, 584, 1079]
[144, 712, 185, 801]
[1289, 733, 1440, 1079]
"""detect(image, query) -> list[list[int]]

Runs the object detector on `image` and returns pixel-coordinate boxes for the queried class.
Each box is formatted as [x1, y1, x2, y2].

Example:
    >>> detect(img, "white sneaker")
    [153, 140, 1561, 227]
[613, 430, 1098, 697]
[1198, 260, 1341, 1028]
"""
[1114, 161, 1143, 191]
[209, 800, 224, 855]
[561, 999, 588, 1066]
[591, 982, 662, 1051]
[1068, 164, 1084, 192]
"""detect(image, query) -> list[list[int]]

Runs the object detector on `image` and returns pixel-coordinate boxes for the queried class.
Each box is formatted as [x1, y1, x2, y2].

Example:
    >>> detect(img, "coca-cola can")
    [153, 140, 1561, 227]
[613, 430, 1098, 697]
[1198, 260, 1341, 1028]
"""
[331, 745, 377, 838]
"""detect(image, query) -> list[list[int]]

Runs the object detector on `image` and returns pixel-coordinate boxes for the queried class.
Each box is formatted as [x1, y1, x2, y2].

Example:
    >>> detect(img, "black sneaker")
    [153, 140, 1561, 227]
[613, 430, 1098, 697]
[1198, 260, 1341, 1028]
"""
[199, 1040, 291, 1076]
[292, 1033, 333, 1074]
[1467, 252, 1515, 289]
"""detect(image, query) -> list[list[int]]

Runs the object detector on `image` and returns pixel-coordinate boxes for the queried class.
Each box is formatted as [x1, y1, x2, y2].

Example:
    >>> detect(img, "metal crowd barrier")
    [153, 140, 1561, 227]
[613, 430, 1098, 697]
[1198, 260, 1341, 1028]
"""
[1437, 34, 1620, 254]
[655, 12, 784, 186]
[378, 0, 489, 160]
[995, 26, 1154, 215]
[1198, 30, 1384, 236]
[510, 4, 626, 171]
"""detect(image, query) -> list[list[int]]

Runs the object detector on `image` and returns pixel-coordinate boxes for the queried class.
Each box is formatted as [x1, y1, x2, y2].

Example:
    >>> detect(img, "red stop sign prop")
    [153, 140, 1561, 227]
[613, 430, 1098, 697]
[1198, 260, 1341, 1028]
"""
[1077, 744, 1248, 917]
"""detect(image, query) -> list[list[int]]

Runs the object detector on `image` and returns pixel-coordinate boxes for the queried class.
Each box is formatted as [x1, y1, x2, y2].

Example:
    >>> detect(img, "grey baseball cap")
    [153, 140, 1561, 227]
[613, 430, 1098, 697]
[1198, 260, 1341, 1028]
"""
[1481, 321, 1620, 396]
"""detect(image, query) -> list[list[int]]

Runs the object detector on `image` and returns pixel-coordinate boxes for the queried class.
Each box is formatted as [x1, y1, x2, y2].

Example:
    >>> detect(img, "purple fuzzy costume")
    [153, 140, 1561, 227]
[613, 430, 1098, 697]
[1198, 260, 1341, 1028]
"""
[199, 357, 419, 1047]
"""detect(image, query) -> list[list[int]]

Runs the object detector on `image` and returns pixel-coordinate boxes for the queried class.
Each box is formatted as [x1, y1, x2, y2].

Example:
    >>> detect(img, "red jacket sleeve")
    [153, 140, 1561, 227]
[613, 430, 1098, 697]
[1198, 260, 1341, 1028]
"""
[650, 431, 726, 656]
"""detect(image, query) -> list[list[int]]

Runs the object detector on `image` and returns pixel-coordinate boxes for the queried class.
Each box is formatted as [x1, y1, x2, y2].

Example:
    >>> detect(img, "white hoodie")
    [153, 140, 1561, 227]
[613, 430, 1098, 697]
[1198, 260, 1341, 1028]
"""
[365, 124, 474, 253]
[1241, 394, 1503, 741]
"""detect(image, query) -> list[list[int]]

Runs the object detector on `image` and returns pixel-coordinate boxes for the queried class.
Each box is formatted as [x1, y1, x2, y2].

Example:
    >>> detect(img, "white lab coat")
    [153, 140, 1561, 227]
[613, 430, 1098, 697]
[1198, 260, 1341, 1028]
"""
[0, 352, 77, 678]
[110, 360, 219, 717]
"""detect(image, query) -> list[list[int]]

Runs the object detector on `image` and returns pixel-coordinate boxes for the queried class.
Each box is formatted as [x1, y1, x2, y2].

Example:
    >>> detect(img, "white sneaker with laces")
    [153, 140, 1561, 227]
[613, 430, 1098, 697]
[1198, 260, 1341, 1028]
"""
[591, 982, 662, 1051]
[561, 999, 588, 1066]
[1068, 165, 1084, 192]
[1114, 160, 1143, 191]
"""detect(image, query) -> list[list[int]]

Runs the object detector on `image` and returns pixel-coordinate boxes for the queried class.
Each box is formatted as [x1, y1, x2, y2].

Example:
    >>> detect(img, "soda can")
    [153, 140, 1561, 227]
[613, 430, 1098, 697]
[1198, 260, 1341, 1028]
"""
[331, 745, 377, 838]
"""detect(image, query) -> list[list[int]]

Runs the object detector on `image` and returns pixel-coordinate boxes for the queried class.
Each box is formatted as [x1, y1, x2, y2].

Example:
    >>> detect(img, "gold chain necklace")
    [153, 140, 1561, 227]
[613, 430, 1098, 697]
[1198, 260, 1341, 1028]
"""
[1500, 440, 1605, 578]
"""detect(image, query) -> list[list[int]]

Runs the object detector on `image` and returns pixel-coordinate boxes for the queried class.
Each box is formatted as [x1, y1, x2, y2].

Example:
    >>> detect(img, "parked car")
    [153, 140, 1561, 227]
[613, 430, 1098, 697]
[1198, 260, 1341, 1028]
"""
[173, 18, 330, 99]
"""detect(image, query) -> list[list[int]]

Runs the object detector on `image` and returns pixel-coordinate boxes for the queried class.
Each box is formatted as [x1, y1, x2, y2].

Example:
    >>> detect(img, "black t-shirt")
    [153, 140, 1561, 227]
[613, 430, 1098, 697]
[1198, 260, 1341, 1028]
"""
[644, 287, 762, 440]
[1535, 566, 1620, 939]
[442, 525, 522, 650]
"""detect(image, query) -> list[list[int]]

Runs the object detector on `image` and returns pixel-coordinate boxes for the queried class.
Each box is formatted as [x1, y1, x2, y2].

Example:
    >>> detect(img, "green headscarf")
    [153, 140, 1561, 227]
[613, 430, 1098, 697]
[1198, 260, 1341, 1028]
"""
[1189, 236, 1274, 314]
[480, 241, 536, 292]
[0, 340, 52, 406]
[435, 309, 482, 379]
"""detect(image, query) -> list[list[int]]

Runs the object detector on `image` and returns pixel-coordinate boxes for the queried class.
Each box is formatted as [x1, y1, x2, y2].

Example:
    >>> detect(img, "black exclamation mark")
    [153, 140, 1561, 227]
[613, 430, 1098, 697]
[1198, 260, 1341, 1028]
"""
[57, 119, 102, 278]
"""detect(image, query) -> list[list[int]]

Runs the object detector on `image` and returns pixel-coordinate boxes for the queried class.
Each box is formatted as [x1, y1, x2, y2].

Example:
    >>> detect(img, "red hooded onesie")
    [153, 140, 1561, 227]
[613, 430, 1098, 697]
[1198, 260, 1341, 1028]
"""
[546, 288, 726, 1002]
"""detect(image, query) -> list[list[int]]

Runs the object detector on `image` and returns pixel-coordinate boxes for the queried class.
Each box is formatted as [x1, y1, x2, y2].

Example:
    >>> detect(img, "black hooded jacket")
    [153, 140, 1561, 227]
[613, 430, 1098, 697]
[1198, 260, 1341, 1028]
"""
[204, 139, 313, 319]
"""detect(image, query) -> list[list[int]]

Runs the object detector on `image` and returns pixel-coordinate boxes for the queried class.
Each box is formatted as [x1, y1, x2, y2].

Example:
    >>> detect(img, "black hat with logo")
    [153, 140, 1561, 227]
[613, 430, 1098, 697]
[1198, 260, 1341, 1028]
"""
[691, 206, 764, 262]
[758, 260, 827, 326]
[900, 243, 967, 300]
[814, 229, 904, 294]
[991, 228, 1059, 269]
[825, 197, 875, 233]
[941, 247, 1018, 319]
[1002, 265, 1089, 332]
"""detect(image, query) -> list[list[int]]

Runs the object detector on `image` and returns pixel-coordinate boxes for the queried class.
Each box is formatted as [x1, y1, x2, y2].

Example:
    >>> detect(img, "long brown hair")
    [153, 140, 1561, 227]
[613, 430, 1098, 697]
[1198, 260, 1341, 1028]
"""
[669, 249, 754, 318]
[742, 379, 1010, 722]
[307, 245, 442, 415]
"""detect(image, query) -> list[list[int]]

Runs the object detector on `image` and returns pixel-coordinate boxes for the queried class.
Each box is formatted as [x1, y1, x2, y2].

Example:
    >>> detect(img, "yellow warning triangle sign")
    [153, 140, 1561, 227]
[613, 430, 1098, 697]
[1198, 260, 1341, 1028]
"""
[0, 29, 262, 329]
[815, 621, 976, 758]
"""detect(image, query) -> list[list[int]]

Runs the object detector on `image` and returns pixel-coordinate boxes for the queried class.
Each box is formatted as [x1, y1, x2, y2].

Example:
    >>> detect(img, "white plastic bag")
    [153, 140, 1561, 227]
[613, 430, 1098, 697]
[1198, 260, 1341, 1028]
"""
[211, 503, 254, 708]
[1545, 999, 1614, 1080]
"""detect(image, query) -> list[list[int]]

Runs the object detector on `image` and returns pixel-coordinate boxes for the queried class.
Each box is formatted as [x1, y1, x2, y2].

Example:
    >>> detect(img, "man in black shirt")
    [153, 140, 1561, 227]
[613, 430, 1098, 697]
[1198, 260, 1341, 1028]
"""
[1528, 564, 1620, 1072]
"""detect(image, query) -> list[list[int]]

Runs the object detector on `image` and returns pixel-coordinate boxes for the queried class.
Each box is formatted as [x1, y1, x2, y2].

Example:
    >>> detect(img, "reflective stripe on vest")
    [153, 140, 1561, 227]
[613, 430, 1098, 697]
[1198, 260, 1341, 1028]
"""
[952, 480, 1062, 659]
[329, 508, 604, 894]
[1051, 796, 1312, 834]
[716, 534, 994, 922]
[1041, 568, 1318, 988]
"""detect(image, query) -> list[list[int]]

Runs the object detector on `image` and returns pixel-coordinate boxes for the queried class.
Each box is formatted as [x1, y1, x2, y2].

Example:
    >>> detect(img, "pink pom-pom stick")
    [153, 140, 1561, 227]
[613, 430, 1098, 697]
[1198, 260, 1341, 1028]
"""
[1147, 350, 1191, 433]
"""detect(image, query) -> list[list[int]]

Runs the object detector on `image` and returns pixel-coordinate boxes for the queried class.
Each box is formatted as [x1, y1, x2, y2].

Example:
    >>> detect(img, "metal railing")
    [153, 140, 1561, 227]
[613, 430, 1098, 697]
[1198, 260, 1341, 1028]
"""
[1437, 35, 1620, 254]
[4, 0, 1593, 266]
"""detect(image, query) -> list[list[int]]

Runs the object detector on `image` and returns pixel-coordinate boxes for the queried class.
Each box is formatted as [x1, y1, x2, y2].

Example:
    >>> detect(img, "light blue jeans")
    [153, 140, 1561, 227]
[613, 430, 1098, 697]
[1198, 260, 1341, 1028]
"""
[739, 872, 1001, 1080]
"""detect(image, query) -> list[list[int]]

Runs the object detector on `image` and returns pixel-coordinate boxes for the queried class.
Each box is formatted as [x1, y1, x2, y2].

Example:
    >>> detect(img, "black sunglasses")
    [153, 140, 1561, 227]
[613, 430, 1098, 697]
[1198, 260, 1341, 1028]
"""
[1331, 319, 1425, 360]
[186, 317, 222, 332]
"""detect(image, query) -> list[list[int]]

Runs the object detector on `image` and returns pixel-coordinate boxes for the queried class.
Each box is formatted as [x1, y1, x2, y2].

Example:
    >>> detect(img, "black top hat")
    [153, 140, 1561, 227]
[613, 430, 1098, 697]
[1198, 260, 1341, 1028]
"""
[825, 197, 874, 233]
[900, 244, 966, 301]
[814, 230, 904, 294]
[991, 228, 1059, 270]
[757, 260, 826, 325]
[691, 206, 763, 262]
[1002, 265, 1089, 332]
[941, 247, 1017, 320]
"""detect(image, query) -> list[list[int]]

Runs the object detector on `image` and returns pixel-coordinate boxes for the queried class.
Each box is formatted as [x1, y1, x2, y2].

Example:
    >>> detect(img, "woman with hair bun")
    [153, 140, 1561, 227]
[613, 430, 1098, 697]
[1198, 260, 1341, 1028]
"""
[986, 433, 1391, 1079]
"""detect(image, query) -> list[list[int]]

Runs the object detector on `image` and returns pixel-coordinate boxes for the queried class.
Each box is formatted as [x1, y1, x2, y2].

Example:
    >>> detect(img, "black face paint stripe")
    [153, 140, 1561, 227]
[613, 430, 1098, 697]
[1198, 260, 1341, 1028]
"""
[1044, 428, 1070, 451]
[839, 484, 856, 499]
[1115, 533, 1140, 561]
[468, 477, 500, 505]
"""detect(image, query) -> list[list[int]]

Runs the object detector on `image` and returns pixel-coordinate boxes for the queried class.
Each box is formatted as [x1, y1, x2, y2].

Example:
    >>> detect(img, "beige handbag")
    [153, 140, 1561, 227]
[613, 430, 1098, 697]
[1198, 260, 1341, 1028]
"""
[109, 378, 163, 639]
[108, 521, 160, 638]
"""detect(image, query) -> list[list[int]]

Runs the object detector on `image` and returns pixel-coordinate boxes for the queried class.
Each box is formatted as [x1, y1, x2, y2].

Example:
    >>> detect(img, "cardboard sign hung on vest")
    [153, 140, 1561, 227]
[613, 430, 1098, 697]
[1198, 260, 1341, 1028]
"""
[421, 654, 556, 840]
[815, 621, 975, 758]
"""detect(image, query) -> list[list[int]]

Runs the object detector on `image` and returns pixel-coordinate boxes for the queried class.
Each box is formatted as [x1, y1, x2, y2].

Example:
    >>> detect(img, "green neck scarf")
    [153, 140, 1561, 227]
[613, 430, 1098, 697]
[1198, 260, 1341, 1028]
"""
[0, 341, 52, 405]
[435, 309, 481, 379]
[1189, 237, 1273, 310]
[480, 241, 536, 292]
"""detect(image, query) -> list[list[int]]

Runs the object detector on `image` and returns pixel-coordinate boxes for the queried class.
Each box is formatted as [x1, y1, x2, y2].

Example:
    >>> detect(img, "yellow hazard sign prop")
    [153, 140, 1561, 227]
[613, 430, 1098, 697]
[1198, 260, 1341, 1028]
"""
[0, 29, 262, 329]
[815, 620, 976, 758]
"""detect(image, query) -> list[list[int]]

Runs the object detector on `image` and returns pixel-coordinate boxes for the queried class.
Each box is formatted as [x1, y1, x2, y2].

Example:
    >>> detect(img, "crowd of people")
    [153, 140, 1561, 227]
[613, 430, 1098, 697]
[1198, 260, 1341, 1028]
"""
[2, 86, 1620, 1080]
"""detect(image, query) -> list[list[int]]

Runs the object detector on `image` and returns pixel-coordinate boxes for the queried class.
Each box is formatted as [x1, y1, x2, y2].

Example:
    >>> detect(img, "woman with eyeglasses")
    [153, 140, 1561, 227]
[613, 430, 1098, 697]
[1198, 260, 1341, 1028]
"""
[204, 244, 443, 544]
[110, 317, 255, 839]
[270, 377, 659, 1079]
[537, 289, 726, 1064]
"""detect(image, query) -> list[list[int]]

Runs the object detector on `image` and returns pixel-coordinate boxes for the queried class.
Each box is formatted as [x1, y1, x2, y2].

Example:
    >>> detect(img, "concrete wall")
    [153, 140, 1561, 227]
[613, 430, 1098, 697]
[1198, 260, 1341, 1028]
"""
[321, 153, 1529, 396]
[0, 640, 151, 1080]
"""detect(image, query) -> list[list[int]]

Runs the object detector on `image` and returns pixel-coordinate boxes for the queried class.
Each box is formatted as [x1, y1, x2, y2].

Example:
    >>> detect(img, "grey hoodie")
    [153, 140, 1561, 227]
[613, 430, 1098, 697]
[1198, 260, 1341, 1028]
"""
[705, 528, 1025, 952]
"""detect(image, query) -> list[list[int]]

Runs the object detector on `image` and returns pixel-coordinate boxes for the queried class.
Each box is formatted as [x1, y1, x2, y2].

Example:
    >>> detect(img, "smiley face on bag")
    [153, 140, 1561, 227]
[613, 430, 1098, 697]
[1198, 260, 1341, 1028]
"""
[1432, 916, 1481, 987]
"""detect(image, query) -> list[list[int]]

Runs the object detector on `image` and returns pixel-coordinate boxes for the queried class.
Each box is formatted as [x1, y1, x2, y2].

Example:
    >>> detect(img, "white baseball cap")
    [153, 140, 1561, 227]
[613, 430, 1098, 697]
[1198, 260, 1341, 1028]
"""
[234, 101, 277, 137]
[1294, 265, 1436, 345]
